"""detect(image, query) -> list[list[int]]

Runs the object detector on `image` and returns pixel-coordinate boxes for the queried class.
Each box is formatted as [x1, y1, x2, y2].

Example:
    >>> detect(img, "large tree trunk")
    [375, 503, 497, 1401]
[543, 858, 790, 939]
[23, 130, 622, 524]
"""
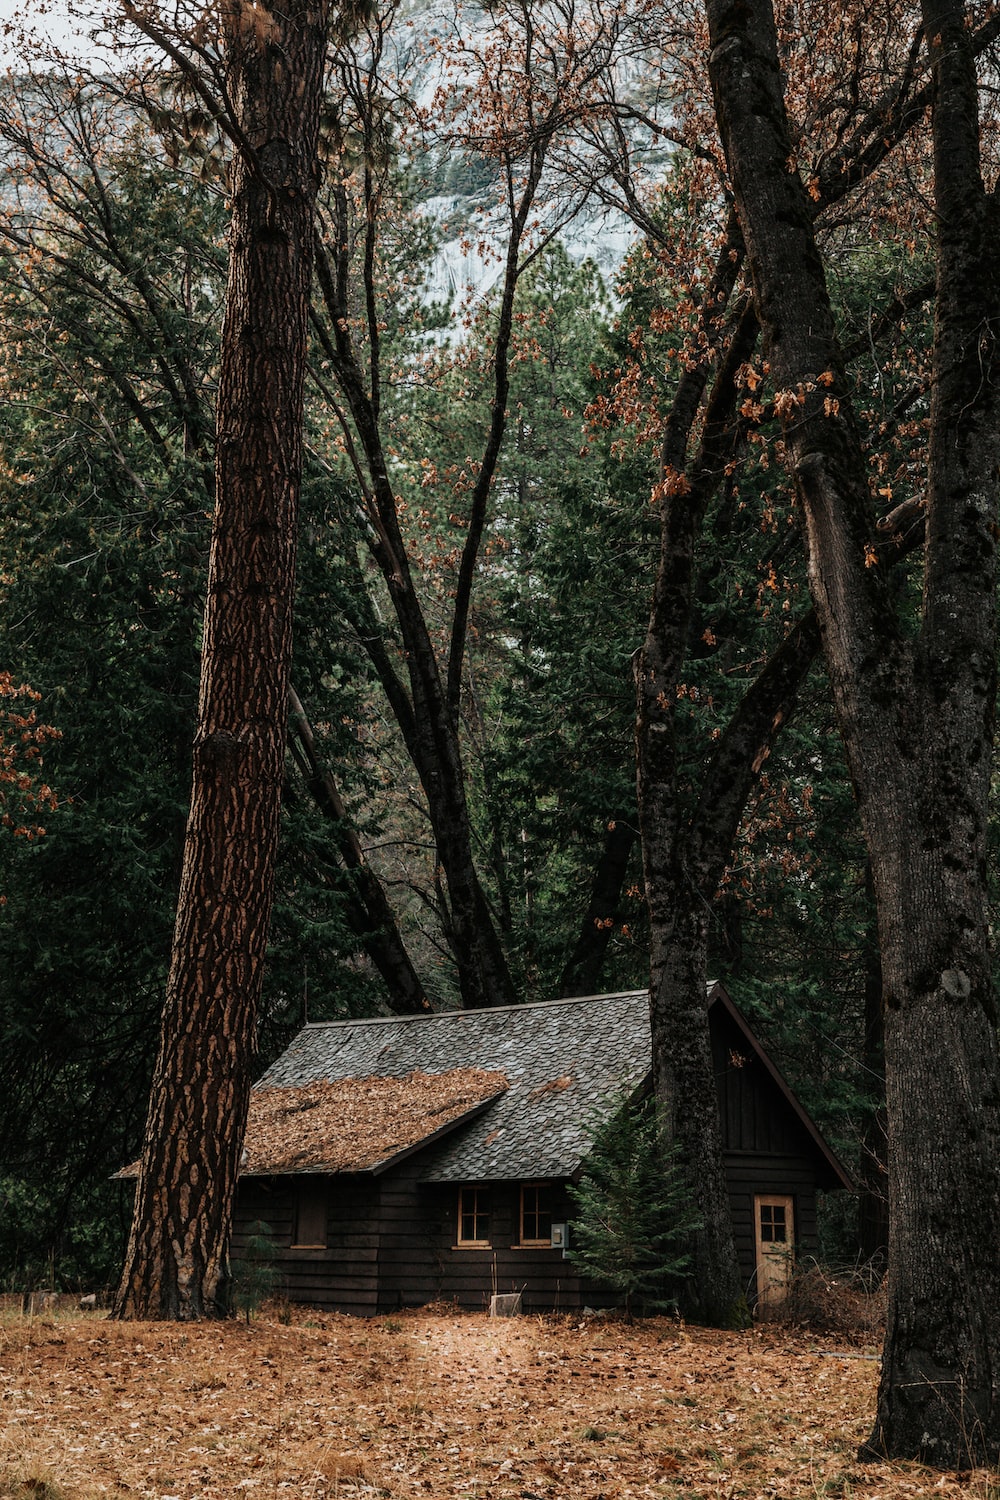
[705, 0, 1000, 1460]
[868, 820, 1000, 1461]
[647, 884, 741, 1321]
[625, 1, 949, 1327]
[857, 864, 888, 1268]
[114, 0, 329, 1319]
[629, 180, 843, 1319]
[633, 240, 750, 1324]
[640, 595, 821, 1322]
[864, 0, 1000, 1436]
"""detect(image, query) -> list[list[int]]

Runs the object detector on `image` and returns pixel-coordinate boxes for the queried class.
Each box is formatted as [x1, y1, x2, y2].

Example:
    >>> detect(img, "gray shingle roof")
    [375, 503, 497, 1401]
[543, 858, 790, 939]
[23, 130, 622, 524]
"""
[256, 991, 652, 1181]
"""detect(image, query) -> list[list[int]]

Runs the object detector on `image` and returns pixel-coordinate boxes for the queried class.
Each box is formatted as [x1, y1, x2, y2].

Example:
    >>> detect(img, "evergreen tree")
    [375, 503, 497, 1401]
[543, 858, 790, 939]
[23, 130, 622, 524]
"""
[400, 245, 652, 1000]
[568, 1095, 700, 1318]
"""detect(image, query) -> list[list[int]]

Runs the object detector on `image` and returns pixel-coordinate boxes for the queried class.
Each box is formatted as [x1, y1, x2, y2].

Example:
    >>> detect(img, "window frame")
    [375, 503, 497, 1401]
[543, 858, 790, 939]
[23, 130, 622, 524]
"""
[290, 1177, 329, 1249]
[758, 1199, 789, 1245]
[456, 1185, 492, 1248]
[518, 1180, 554, 1248]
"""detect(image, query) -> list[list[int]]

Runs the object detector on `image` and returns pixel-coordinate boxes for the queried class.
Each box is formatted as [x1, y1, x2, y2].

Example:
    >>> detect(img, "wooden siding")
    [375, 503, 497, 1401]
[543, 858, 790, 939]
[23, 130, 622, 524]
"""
[233, 1175, 380, 1316]
[230, 999, 838, 1316]
[374, 1157, 610, 1313]
[234, 1151, 825, 1315]
[723, 1150, 819, 1299]
[713, 1006, 817, 1159]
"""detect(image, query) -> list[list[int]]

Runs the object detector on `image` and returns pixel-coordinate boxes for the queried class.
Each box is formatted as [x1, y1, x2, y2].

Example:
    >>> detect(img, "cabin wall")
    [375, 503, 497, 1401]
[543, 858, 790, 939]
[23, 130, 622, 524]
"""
[232, 1175, 379, 1316]
[234, 1170, 610, 1315]
[712, 1005, 830, 1294]
[376, 1161, 609, 1313]
[713, 1007, 810, 1158]
[234, 1153, 824, 1315]
[724, 1151, 820, 1296]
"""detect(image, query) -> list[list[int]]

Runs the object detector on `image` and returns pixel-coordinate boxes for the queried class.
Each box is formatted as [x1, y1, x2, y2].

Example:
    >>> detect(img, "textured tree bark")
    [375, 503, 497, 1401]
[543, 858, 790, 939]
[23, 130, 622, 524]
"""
[635, 248, 822, 1323]
[640, 600, 821, 1322]
[631, 76, 927, 1313]
[632, 236, 750, 1323]
[631, 200, 831, 1321]
[113, 0, 329, 1320]
[857, 864, 888, 1268]
[705, 0, 1000, 1460]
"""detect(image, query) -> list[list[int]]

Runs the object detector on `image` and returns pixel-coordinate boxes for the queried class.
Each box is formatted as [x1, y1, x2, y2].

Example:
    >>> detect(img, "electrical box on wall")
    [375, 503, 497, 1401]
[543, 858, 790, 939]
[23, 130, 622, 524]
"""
[550, 1222, 569, 1256]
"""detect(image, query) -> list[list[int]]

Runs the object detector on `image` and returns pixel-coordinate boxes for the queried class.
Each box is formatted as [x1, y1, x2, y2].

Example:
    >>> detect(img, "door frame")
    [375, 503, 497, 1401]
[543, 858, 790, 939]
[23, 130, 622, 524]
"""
[753, 1193, 795, 1306]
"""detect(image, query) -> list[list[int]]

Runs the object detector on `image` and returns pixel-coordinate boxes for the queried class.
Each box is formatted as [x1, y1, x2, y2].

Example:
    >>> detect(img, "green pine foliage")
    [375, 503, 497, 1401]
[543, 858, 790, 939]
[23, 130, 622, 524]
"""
[230, 1222, 280, 1324]
[568, 1096, 701, 1317]
[425, 245, 654, 997]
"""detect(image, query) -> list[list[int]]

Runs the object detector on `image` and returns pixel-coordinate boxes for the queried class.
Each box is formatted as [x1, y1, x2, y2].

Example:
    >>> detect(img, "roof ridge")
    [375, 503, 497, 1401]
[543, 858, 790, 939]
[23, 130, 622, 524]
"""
[301, 989, 648, 1033]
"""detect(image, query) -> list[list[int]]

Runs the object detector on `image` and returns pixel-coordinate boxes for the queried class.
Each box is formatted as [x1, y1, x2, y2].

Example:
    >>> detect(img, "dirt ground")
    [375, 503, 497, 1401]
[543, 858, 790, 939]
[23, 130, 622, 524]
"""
[1, 1306, 997, 1500]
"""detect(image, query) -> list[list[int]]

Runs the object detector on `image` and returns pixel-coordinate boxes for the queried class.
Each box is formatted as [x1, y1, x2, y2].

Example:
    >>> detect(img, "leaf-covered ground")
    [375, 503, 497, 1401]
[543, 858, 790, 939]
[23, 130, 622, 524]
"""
[1, 1308, 997, 1499]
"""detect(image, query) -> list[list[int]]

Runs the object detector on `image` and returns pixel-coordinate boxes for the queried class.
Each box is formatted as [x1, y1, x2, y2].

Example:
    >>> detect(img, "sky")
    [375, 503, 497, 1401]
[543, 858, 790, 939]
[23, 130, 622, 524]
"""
[0, 0, 104, 65]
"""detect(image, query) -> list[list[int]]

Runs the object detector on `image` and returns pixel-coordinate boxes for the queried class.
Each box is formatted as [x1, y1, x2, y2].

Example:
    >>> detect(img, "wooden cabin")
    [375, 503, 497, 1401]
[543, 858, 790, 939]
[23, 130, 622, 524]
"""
[230, 985, 850, 1315]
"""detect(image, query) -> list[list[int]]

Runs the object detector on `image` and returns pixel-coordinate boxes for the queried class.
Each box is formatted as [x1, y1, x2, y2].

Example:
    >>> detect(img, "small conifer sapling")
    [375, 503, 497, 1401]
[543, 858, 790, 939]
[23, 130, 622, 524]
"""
[568, 1094, 700, 1318]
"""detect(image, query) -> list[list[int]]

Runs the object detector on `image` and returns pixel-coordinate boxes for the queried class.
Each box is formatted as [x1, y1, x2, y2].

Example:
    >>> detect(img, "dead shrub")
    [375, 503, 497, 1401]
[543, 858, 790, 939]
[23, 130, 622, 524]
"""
[759, 1260, 886, 1342]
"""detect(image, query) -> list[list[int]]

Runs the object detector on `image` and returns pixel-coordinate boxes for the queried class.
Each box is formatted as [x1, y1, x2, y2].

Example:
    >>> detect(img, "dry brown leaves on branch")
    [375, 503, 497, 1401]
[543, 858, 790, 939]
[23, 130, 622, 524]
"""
[0, 673, 59, 851]
[2, 1308, 998, 1500]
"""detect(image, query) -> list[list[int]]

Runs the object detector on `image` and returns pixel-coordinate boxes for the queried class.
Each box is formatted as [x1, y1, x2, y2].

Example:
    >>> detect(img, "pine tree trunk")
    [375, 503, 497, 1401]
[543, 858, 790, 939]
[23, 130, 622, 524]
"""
[113, 0, 329, 1319]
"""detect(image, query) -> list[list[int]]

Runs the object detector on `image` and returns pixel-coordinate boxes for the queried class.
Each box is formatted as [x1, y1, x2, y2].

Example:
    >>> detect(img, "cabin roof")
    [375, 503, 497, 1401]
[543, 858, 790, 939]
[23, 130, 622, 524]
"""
[116, 1068, 508, 1182]
[241, 1068, 508, 1176]
[251, 984, 851, 1188]
[256, 990, 652, 1181]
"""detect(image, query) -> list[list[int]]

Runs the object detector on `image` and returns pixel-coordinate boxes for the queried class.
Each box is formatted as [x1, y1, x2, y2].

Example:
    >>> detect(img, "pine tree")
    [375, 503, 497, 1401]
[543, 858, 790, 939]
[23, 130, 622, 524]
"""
[568, 1095, 700, 1318]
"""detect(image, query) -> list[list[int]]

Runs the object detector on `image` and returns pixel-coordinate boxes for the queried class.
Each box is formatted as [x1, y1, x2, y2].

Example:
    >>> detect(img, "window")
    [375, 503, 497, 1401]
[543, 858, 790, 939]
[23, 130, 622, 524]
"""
[457, 1186, 491, 1246]
[292, 1179, 328, 1248]
[519, 1182, 554, 1246]
[758, 1201, 788, 1243]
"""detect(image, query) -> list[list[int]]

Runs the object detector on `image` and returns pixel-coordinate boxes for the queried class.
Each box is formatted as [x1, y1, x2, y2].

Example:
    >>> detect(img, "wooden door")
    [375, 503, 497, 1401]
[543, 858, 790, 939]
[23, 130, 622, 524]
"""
[754, 1194, 794, 1305]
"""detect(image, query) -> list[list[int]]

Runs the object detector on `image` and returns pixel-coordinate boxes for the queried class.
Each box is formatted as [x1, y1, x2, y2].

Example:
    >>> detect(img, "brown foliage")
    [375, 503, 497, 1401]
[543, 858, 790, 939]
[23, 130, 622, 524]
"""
[0, 674, 58, 857]
[757, 1261, 887, 1344]
[117, 1069, 508, 1179]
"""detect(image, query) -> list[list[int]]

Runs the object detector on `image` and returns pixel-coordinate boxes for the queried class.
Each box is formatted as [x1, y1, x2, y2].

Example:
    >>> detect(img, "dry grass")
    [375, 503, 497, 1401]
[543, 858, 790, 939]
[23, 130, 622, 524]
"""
[0, 1306, 998, 1499]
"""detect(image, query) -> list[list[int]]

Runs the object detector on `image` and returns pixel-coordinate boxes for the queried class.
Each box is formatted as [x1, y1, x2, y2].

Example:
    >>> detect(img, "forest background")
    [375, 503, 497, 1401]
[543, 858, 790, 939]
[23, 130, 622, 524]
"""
[0, 0, 942, 1301]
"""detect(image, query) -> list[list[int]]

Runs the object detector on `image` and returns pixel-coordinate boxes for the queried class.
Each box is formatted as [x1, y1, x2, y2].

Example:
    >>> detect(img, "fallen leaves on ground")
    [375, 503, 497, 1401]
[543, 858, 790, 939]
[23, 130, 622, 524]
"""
[0, 1307, 996, 1500]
